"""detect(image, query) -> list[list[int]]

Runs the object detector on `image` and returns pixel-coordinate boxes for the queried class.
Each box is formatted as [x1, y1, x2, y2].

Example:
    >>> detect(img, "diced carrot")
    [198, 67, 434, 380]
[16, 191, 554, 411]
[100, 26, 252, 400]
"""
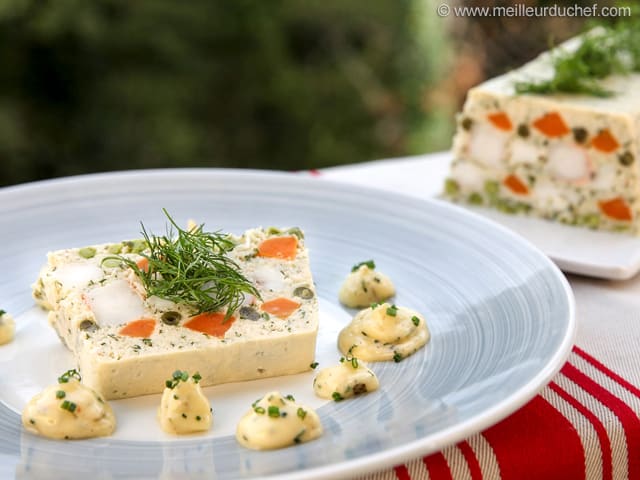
[532, 112, 570, 137]
[261, 297, 301, 319]
[590, 129, 619, 153]
[136, 257, 149, 273]
[598, 197, 632, 222]
[487, 112, 513, 131]
[119, 318, 156, 338]
[257, 236, 298, 260]
[503, 174, 529, 195]
[184, 312, 235, 337]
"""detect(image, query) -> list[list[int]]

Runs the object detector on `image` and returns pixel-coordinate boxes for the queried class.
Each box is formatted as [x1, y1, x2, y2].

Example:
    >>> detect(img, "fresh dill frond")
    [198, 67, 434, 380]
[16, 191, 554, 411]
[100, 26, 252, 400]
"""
[114, 209, 260, 318]
[515, 19, 640, 97]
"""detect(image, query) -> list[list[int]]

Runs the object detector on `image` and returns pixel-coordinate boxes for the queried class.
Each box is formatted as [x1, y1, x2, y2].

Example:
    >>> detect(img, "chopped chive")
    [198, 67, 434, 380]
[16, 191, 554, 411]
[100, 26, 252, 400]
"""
[60, 400, 77, 413]
[393, 352, 403, 363]
[254, 406, 265, 414]
[55, 390, 66, 399]
[412, 316, 420, 326]
[297, 407, 307, 419]
[351, 357, 359, 369]
[268, 406, 280, 418]
[309, 362, 319, 369]
[351, 260, 375, 272]
[332, 392, 344, 402]
[386, 305, 398, 317]
[58, 369, 81, 384]
[285, 394, 295, 401]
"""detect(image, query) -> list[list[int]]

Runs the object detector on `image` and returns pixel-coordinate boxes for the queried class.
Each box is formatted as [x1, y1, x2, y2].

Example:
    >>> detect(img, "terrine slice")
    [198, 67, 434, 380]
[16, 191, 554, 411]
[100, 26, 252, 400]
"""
[446, 29, 640, 234]
[33, 227, 319, 400]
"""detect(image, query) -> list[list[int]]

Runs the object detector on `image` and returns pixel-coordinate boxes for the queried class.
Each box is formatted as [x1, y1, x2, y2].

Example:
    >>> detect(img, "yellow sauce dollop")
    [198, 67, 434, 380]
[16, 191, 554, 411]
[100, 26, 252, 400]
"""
[158, 372, 212, 435]
[313, 358, 379, 400]
[236, 391, 322, 450]
[338, 264, 395, 308]
[22, 376, 115, 439]
[0, 311, 15, 345]
[338, 303, 429, 362]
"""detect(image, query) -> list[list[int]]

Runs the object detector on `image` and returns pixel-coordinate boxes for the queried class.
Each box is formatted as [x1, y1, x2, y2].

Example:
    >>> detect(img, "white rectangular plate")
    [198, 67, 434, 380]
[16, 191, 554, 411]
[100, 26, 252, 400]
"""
[317, 151, 640, 280]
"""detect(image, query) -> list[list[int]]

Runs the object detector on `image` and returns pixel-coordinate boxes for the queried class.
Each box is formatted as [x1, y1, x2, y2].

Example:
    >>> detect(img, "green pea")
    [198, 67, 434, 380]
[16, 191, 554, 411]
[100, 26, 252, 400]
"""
[130, 240, 147, 254]
[102, 258, 121, 268]
[484, 180, 499, 196]
[79, 247, 96, 259]
[444, 178, 460, 196]
[467, 192, 483, 205]
[107, 243, 123, 254]
[581, 213, 600, 229]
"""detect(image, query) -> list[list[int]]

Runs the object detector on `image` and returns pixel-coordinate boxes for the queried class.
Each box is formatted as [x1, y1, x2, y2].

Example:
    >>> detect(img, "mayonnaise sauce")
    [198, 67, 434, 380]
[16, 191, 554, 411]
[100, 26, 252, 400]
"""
[0, 310, 15, 345]
[338, 264, 395, 308]
[338, 303, 429, 362]
[158, 371, 212, 435]
[236, 391, 322, 450]
[22, 371, 115, 439]
[313, 358, 379, 400]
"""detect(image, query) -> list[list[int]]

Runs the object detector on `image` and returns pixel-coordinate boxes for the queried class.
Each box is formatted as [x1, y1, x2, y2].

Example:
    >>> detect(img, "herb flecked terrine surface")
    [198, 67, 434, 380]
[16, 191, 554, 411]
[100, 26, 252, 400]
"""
[33, 227, 319, 400]
[446, 30, 640, 234]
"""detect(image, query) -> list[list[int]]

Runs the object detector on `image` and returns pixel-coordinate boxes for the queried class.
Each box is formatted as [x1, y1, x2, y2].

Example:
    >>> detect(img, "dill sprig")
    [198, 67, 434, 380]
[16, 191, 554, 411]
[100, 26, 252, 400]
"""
[116, 209, 260, 317]
[515, 20, 640, 97]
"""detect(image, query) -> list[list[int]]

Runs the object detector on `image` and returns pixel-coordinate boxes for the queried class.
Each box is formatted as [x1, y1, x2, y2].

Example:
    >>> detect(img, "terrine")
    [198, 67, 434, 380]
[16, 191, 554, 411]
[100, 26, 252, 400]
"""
[33, 226, 319, 400]
[446, 29, 640, 234]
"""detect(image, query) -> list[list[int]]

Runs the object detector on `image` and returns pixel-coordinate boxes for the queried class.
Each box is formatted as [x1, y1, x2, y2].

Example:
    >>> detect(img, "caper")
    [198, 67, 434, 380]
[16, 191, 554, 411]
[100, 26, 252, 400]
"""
[161, 311, 182, 326]
[517, 124, 530, 138]
[79, 247, 96, 259]
[353, 383, 368, 395]
[239, 306, 261, 321]
[79, 319, 98, 332]
[619, 151, 634, 166]
[572, 127, 588, 144]
[293, 286, 315, 300]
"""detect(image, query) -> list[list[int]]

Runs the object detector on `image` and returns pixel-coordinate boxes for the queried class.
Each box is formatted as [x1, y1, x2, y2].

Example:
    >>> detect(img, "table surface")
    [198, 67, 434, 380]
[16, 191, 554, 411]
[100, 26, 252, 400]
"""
[312, 152, 640, 480]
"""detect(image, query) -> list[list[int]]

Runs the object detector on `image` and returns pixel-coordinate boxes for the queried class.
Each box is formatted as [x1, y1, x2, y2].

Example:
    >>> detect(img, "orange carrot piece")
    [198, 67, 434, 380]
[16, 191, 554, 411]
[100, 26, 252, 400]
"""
[487, 112, 513, 131]
[532, 112, 570, 137]
[598, 197, 632, 222]
[119, 318, 156, 338]
[261, 297, 301, 319]
[503, 174, 529, 195]
[590, 129, 619, 153]
[184, 312, 235, 337]
[257, 236, 298, 260]
[136, 257, 149, 273]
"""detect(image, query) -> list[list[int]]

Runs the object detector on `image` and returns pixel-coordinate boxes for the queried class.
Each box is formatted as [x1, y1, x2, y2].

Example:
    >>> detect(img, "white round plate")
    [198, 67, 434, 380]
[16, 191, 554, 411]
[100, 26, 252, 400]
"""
[0, 170, 575, 479]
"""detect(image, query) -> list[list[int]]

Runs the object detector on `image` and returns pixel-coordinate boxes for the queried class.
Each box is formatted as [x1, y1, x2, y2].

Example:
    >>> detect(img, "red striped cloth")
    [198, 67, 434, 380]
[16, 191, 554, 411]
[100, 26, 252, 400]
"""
[361, 346, 640, 480]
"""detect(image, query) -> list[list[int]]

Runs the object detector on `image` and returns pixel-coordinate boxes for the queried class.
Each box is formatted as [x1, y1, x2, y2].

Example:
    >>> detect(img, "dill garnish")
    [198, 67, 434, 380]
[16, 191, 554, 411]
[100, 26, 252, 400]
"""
[115, 209, 260, 317]
[515, 20, 640, 97]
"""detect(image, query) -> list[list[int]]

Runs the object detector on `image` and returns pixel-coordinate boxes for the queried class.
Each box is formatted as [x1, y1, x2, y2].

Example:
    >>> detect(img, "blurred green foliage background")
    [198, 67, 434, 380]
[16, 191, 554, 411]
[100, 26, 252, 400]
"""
[0, 0, 451, 186]
[0, 0, 620, 186]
